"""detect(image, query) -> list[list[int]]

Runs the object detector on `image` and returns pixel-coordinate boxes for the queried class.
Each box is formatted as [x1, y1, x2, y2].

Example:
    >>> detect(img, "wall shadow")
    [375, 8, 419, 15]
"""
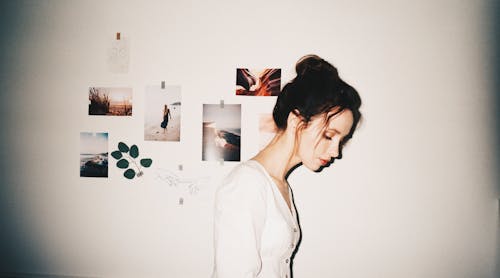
[491, 0, 500, 277]
[0, 0, 48, 275]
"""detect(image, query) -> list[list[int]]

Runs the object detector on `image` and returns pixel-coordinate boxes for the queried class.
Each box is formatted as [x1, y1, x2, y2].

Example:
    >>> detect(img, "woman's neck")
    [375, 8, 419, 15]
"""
[252, 131, 301, 183]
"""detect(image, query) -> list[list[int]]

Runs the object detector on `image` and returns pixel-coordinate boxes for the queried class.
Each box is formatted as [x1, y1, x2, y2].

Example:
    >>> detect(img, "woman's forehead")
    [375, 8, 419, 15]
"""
[325, 110, 354, 134]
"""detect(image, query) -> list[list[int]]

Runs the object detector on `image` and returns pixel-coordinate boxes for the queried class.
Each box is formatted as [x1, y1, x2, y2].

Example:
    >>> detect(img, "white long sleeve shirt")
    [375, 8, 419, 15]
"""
[212, 160, 300, 278]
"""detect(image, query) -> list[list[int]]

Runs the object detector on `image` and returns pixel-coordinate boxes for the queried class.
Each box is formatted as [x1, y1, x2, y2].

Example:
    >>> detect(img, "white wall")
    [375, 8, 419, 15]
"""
[0, 0, 498, 277]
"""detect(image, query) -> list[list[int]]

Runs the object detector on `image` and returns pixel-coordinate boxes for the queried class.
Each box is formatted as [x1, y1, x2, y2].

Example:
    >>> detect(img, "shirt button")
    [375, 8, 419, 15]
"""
[290, 243, 295, 249]
[293, 228, 298, 233]
[285, 259, 289, 263]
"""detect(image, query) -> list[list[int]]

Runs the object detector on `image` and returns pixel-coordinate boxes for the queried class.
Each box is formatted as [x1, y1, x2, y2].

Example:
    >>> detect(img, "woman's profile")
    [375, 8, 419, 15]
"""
[212, 55, 362, 278]
[161, 104, 172, 133]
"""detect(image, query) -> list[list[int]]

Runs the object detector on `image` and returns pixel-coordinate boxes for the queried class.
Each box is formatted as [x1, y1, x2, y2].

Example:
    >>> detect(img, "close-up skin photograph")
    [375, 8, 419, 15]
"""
[0, 1, 499, 278]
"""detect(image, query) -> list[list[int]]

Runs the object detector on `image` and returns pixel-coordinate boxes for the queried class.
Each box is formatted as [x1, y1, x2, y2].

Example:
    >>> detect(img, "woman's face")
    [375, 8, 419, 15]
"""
[296, 109, 354, 171]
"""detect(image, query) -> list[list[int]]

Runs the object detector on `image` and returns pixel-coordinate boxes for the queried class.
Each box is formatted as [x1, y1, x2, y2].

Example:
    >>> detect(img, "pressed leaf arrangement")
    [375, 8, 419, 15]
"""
[111, 142, 153, 179]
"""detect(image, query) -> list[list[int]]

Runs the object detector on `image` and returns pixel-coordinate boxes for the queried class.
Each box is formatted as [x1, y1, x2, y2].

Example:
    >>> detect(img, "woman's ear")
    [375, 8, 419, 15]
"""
[287, 110, 304, 130]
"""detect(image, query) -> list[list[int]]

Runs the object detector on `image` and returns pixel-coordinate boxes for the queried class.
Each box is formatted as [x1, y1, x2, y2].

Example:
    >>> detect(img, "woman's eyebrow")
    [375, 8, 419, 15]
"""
[326, 128, 340, 134]
[326, 128, 349, 137]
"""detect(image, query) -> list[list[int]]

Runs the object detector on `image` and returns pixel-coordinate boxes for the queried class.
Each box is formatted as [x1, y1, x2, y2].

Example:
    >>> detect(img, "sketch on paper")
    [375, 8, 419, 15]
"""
[154, 168, 210, 197]
[144, 85, 181, 141]
[88, 87, 133, 116]
[202, 104, 241, 162]
[80, 132, 108, 178]
[236, 68, 281, 96]
[107, 36, 129, 73]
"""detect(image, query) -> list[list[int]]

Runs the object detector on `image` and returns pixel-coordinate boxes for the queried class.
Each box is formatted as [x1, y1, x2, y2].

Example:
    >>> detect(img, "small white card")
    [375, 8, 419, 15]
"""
[107, 37, 130, 73]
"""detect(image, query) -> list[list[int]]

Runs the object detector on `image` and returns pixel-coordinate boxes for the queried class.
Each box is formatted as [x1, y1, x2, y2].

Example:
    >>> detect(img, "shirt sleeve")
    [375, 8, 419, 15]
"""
[212, 166, 268, 278]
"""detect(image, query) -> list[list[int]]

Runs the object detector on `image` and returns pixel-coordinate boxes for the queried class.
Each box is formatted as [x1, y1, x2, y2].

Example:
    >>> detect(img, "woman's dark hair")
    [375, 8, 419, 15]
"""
[272, 54, 362, 142]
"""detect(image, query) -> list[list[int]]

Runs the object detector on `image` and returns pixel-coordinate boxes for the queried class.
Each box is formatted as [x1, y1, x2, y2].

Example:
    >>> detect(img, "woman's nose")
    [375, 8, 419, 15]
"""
[329, 141, 340, 159]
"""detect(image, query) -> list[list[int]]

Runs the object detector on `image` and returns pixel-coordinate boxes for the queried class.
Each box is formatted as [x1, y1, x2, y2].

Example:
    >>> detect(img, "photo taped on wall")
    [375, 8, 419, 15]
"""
[236, 68, 281, 96]
[202, 104, 241, 162]
[80, 132, 109, 178]
[144, 85, 182, 142]
[88, 87, 133, 116]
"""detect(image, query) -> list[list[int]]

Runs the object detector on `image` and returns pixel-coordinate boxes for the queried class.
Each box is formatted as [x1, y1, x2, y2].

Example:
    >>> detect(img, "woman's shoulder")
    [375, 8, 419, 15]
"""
[224, 160, 270, 184]
[216, 160, 270, 198]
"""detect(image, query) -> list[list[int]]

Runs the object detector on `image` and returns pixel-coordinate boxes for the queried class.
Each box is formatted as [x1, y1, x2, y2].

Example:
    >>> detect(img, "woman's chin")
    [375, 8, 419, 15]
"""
[302, 162, 324, 173]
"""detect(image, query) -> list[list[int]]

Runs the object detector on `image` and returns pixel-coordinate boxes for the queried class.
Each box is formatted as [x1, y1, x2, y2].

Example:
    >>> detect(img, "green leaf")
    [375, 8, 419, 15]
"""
[111, 151, 122, 159]
[124, 169, 136, 179]
[117, 159, 129, 169]
[140, 158, 153, 167]
[130, 145, 139, 158]
[118, 142, 129, 152]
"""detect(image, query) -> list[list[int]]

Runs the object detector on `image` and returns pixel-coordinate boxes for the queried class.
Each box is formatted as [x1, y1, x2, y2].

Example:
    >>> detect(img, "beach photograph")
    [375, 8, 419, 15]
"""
[144, 85, 181, 141]
[236, 68, 281, 96]
[88, 87, 133, 116]
[202, 104, 241, 161]
[80, 132, 108, 178]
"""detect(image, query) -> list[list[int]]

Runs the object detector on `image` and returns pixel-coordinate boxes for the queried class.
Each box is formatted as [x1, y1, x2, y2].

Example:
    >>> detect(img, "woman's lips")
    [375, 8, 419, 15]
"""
[320, 159, 329, 166]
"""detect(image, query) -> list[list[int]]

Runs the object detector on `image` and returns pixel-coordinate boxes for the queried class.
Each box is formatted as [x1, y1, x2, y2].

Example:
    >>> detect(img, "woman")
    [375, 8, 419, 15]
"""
[160, 104, 172, 133]
[212, 55, 362, 278]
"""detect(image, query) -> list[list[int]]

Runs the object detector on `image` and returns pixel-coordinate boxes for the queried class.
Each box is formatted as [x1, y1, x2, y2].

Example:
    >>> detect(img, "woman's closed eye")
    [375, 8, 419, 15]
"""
[323, 131, 336, 141]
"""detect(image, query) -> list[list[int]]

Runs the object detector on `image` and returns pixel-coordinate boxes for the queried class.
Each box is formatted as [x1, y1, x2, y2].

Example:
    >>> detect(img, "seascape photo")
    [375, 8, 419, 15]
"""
[88, 87, 133, 116]
[80, 132, 108, 178]
[236, 68, 281, 96]
[259, 113, 278, 150]
[144, 85, 181, 141]
[202, 104, 241, 161]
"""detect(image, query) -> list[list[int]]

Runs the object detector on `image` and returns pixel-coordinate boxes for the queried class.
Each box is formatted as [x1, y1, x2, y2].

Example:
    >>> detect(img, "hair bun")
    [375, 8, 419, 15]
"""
[295, 54, 338, 78]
